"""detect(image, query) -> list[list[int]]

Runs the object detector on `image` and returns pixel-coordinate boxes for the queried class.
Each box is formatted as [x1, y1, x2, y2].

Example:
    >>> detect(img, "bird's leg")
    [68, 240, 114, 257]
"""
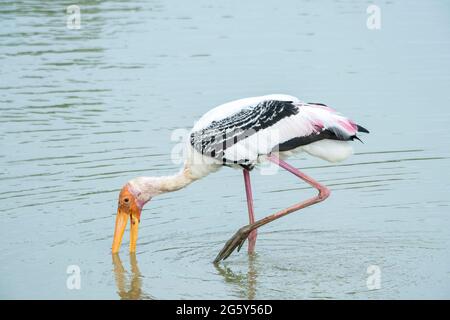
[243, 169, 257, 254]
[214, 154, 330, 263]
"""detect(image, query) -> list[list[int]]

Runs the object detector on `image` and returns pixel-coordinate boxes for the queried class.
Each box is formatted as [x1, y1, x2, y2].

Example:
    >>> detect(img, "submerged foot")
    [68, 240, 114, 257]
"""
[247, 229, 257, 254]
[214, 225, 252, 263]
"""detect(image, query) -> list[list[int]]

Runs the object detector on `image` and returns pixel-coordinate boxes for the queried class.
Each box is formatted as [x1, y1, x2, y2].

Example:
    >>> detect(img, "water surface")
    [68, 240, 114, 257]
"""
[1, 0, 449, 299]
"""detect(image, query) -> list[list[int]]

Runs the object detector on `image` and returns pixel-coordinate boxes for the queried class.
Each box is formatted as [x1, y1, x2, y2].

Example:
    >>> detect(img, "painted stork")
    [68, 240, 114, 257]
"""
[112, 94, 369, 263]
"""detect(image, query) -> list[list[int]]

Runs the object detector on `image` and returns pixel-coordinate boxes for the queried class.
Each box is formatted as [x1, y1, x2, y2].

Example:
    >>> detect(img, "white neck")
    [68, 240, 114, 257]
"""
[128, 167, 197, 206]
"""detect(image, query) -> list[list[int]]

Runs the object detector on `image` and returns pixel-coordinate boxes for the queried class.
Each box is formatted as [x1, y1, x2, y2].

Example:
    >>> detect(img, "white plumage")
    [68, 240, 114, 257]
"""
[186, 94, 366, 179]
[191, 94, 300, 131]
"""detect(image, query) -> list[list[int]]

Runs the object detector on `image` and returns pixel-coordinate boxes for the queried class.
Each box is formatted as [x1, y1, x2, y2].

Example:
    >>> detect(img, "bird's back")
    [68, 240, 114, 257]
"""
[191, 94, 300, 132]
[188, 94, 368, 170]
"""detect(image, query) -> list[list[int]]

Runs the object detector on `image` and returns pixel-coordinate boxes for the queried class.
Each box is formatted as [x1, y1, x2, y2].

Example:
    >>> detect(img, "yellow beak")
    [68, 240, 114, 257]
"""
[112, 209, 140, 253]
[129, 214, 139, 253]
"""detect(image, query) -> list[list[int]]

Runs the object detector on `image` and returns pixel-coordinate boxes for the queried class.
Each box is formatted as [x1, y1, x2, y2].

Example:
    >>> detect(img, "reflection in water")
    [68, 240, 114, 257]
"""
[112, 253, 153, 300]
[215, 254, 258, 300]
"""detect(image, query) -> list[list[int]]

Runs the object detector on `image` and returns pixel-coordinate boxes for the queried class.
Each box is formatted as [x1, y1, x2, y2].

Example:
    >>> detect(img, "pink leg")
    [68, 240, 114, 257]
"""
[214, 154, 330, 263]
[243, 169, 257, 254]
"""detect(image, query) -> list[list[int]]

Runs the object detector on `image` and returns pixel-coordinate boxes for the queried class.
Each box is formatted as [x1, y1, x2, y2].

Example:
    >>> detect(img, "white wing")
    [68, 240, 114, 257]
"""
[192, 94, 300, 132]
[190, 96, 368, 167]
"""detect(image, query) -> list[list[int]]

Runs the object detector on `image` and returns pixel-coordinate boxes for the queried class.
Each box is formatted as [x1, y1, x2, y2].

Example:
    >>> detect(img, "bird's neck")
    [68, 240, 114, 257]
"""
[129, 167, 197, 205]
[156, 167, 197, 193]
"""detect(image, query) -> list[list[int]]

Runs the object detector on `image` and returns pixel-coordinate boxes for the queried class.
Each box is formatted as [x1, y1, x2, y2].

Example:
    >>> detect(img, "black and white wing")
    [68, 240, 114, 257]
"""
[189, 94, 369, 168]
[190, 99, 299, 168]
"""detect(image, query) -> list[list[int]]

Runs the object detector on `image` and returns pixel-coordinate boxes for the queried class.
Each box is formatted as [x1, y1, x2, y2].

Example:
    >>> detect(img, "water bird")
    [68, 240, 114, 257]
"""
[112, 94, 369, 263]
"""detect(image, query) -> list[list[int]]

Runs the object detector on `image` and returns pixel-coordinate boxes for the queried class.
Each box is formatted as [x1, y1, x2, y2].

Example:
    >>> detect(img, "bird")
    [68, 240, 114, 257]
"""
[112, 94, 369, 263]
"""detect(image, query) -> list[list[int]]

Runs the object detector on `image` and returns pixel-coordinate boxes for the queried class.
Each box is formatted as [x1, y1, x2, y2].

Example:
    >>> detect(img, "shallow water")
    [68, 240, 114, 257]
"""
[1, 0, 449, 299]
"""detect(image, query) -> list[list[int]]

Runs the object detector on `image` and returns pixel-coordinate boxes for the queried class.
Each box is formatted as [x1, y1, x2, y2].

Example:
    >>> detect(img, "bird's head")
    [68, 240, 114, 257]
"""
[111, 174, 188, 253]
[112, 179, 157, 254]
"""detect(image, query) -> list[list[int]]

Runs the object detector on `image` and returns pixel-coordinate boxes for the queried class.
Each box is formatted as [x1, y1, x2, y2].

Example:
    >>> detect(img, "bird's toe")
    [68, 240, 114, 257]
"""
[213, 225, 252, 263]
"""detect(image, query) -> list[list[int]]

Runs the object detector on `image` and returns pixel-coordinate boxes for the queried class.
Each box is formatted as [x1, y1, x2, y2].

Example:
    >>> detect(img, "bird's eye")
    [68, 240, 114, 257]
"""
[124, 198, 129, 203]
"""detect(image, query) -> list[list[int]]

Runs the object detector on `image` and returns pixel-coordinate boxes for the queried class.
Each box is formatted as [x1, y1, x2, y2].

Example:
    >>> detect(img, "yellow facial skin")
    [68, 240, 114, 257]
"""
[112, 186, 141, 254]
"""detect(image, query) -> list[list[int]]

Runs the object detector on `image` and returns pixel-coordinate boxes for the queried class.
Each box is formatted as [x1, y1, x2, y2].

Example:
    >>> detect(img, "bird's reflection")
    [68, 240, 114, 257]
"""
[112, 253, 154, 300]
[214, 254, 258, 299]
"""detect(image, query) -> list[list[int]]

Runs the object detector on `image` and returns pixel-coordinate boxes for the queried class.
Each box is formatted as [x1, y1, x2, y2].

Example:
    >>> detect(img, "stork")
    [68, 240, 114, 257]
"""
[111, 94, 369, 263]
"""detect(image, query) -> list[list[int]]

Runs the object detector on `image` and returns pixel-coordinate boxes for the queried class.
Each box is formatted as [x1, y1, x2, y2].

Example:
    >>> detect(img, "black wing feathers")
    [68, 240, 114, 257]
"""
[190, 99, 370, 166]
[190, 100, 298, 164]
